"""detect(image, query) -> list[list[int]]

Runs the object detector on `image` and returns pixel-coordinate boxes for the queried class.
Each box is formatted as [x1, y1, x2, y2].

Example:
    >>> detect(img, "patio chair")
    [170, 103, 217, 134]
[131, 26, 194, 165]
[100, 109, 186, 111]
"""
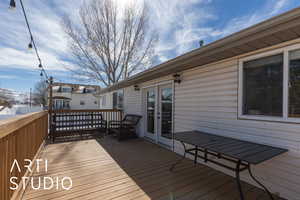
[108, 114, 142, 141]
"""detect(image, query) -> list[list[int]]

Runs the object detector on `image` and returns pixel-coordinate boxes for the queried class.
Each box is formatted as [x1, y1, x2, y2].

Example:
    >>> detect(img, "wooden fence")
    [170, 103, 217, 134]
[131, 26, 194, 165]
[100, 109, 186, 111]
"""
[0, 111, 48, 200]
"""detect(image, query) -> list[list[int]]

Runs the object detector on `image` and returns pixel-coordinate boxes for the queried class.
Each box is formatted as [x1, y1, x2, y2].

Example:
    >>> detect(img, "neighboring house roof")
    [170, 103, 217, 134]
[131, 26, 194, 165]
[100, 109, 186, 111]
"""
[51, 96, 71, 100]
[52, 82, 101, 94]
[99, 7, 300, 94]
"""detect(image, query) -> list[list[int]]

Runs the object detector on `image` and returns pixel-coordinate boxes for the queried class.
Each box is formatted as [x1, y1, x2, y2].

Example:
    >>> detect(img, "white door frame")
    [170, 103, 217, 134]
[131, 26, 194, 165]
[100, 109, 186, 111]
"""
[143, 87, 157, 141]
[142, 80, 174, 147]
[157, 83, 173, 147]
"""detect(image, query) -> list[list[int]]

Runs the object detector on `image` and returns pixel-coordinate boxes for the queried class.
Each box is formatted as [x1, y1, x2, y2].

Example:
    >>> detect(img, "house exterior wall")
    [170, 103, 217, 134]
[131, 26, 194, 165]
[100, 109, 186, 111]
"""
[99, 92, 114, 109]
[101, 42, 300, 200]
[124, 86, 142, 115]
[174, 58, 300, 200]
[52, 92, 100, 109]
[69, 93, 100, 109]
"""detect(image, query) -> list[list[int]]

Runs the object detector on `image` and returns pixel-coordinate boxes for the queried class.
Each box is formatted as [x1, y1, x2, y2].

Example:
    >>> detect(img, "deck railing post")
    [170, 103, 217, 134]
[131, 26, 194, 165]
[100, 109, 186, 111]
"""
[48, 76, 53, 137]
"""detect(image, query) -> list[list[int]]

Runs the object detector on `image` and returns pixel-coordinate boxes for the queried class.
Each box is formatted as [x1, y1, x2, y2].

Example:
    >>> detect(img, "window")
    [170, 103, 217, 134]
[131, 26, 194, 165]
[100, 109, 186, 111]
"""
[61, 87, 72, 93]
[113, 90, 124, 109]
[102, 95, 106, 107]
[239, 44, 300, 123]
[243, 54, 283, 116]
[63, 101, 70, 109]
[84, 88, 95, 93]
[289, 49, 300, 117]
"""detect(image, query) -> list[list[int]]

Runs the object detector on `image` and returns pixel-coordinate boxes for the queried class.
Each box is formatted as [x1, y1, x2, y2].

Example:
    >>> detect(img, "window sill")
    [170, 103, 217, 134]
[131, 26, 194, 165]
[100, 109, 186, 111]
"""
[238, 115, 300, 124]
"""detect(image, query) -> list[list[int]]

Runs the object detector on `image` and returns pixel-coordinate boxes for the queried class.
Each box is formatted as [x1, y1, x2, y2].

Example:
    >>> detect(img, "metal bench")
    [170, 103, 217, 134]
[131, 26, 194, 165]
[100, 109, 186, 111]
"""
[170, 130, 288, 200]
[108, 114, 142, 141]
[50, 110, 107, 142]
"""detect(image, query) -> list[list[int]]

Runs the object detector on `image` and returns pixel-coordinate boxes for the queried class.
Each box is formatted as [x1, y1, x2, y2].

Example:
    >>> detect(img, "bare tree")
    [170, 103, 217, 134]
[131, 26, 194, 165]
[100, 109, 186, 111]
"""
[0, 99, 12, 112]
[0, 89, 14, 112]
[62, 0, 157, 86]
[33, 81, 48, 107]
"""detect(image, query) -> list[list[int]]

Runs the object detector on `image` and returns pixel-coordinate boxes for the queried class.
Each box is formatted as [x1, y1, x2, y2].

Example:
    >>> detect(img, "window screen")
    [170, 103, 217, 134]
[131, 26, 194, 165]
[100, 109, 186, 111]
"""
[243, 54, 283, 116]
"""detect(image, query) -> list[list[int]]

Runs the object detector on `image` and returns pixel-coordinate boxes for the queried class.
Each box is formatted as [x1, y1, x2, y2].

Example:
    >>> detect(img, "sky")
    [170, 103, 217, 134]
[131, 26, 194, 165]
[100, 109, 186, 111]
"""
[0, 0, 300, 93]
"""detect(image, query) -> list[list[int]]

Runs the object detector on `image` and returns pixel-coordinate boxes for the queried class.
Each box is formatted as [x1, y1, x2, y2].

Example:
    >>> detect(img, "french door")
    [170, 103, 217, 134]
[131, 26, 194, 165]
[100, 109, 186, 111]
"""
[145, 87, 156, 141]
[144, 83, 173, 146]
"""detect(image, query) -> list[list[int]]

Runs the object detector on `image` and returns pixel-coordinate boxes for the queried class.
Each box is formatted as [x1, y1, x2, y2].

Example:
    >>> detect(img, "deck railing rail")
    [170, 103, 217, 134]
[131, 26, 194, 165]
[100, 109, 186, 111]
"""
[0, 111, 48, 200]
[50, 109, 123, 139]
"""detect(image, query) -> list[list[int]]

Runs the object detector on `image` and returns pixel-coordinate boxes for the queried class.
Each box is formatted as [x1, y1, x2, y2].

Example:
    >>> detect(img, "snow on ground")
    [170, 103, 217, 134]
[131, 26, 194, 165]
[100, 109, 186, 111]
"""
[0, 105, 43, 120]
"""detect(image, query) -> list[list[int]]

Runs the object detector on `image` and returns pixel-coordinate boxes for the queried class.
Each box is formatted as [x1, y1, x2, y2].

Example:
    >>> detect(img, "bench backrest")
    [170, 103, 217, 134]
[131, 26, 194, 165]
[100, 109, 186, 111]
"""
[52, 111, 105, 132]
[123, 114, 142, 126]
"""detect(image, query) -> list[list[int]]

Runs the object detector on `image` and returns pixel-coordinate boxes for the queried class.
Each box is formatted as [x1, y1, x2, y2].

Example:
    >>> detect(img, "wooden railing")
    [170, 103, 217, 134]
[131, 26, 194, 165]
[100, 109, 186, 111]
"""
[0, 111, 48, 200]
[50, 109, 123, 140]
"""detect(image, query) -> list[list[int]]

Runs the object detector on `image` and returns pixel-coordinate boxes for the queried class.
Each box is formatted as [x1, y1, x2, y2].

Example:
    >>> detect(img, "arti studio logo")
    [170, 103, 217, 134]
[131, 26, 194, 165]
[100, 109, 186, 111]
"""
[10, 159, 72, 191]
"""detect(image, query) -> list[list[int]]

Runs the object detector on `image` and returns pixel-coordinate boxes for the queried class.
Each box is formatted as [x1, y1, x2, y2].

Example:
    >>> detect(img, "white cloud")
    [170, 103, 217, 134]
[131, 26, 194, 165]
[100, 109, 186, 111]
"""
[0, 0, 294, 76]
[0, 0, 75, 73]
[0, 75, 18, 79]
[149, 0, 216, 59]
[216, 0, 291, 39]
[151, 0, 292, 63]
[0, 47, 72, 71]
[271, 0, 290, 15]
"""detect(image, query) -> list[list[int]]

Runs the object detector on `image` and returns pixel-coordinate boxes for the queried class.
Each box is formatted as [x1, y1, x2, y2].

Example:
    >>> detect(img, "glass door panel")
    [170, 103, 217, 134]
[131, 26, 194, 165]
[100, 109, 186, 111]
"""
[145, 88, 156, 140]
[158, 84, 173, 146]
[160, 87, 172, 139]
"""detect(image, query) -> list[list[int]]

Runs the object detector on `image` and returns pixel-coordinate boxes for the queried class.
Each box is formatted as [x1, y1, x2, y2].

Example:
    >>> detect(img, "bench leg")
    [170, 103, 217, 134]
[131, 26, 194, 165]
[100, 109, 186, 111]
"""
[170, 141, 186, 171]
[248, 165, 274, 200]
[235, 160, 244, 200]
[194, 146, 198, 165]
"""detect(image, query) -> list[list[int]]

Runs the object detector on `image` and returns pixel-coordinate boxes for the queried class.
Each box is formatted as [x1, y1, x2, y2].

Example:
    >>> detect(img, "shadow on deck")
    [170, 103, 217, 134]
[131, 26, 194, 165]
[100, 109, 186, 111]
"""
[22, 137, 283, 200]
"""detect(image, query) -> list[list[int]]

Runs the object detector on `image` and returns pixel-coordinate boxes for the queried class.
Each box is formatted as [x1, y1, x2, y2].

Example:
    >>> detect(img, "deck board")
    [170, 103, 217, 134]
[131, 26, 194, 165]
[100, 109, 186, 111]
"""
[22, 137, 283, 200]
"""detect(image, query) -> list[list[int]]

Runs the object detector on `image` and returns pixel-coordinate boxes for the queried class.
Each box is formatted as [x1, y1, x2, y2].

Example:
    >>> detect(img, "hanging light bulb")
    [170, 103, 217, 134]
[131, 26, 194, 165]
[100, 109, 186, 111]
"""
[9, 0, 16, 9]
[28, 42, 33, 50]
[38, 63, 42, 68]
[28, 37, 33, 50]
[40, 71, 43, 77]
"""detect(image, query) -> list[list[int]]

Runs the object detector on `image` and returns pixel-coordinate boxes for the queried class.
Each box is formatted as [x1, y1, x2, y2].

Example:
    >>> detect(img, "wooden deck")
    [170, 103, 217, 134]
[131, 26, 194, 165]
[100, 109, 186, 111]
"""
[22, 137, 282, 200]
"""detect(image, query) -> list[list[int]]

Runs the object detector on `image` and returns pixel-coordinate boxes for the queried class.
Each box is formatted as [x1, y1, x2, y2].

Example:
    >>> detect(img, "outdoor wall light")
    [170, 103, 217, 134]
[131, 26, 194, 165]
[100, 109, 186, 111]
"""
[134, 85, 140, 91]
[173, 73, 181, 84]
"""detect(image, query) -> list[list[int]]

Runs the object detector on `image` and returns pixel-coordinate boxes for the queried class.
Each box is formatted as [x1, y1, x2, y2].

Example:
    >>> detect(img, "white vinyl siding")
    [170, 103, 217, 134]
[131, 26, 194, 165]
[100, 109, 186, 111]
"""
[107, 49, 300, 200]
[174, 59, 300, 200]
[124, 86, 142, 115]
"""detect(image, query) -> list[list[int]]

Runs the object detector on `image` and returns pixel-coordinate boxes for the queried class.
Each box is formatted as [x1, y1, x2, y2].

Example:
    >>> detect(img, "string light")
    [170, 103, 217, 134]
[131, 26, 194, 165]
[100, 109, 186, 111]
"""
[9, 0, 50, 81]
[28, 37, 33, 50]
[28, 42, 32, 49]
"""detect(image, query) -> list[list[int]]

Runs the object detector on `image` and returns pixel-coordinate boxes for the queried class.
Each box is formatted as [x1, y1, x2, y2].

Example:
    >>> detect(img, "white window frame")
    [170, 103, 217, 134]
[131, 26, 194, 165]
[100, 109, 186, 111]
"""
[238, 43, 300, 123]
[61, 87, 71, 93]
[112, 89, 124, 110]
[102, 95, 106, 107]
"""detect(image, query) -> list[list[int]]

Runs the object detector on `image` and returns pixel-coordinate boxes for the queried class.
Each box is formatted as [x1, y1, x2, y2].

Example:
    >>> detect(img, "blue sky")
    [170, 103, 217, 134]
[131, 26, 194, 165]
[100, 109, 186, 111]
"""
[0, 0, 300, 93]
